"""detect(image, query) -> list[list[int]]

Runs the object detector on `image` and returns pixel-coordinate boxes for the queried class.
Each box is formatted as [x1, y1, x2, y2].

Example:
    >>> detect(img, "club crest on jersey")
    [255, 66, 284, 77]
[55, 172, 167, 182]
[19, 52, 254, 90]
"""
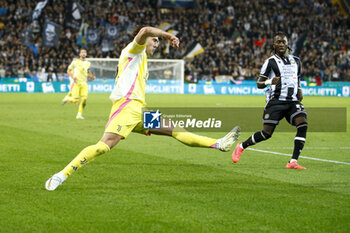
[264, 114, 270, 119]
[117, 125, 122, 132]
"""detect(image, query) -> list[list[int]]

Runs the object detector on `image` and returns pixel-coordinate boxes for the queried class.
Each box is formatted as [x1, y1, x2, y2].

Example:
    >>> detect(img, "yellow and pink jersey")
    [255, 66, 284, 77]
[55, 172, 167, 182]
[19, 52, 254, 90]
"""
[68, 59, 91, 84]
[109, 39, 149, 105]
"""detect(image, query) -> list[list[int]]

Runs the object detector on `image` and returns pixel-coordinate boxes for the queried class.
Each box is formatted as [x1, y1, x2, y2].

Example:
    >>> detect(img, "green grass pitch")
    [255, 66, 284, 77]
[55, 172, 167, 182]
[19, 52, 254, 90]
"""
[0, 93, 349, 233]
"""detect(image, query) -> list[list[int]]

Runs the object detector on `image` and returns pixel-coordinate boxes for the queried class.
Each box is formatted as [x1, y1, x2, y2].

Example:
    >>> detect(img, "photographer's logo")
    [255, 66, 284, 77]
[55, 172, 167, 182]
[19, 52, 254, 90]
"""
[143, 110, 161, 129]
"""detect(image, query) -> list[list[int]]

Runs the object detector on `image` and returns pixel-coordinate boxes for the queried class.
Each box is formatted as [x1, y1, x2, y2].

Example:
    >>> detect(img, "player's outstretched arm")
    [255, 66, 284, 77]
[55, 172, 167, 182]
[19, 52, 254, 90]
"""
[257, 76, 280, 89]
[135, 26, 179, 48]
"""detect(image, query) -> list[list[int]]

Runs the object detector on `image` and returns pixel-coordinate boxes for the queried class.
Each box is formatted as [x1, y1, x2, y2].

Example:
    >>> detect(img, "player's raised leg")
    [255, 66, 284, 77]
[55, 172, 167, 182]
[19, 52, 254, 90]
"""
[149, 119, 240, 151]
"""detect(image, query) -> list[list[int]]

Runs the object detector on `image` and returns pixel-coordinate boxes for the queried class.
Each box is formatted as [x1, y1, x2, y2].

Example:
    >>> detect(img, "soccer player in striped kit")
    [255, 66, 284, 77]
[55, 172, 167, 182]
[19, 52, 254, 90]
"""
[232, 31, 308, 169]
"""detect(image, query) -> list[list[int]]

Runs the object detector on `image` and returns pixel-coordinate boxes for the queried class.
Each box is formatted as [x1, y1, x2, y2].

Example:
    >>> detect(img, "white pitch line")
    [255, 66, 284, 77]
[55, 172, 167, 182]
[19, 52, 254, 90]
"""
[247, 148, 350, 165]
[254, 147, 350, 150]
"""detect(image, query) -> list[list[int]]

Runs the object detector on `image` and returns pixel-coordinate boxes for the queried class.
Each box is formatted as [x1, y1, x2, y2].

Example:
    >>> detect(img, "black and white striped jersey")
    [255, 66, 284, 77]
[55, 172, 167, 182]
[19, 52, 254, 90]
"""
[260, 54, 301, 102]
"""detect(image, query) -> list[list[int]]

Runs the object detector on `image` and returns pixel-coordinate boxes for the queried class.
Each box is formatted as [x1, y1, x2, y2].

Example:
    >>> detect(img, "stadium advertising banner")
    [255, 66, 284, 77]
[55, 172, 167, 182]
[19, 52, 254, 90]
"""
[0, 80, 350, 97]
[0, 81, 113, 94]
[184, 83, 350, 97]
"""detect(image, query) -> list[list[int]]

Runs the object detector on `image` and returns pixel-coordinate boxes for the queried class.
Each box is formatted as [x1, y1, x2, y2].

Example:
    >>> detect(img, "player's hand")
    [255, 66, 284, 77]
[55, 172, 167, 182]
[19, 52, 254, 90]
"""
[168, 35, 179, 49]
[271, 76, 280, 85]
[297, 88, 303, 101]
[89, 75, 96, 81]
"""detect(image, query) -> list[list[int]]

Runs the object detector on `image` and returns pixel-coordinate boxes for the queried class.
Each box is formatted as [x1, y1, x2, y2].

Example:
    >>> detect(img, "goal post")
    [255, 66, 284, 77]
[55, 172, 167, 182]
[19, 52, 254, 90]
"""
[87, 58, 185, 94]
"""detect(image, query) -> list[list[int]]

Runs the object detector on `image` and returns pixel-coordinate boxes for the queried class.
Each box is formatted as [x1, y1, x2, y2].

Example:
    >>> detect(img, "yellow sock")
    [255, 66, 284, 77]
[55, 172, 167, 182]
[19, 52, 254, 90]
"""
[172, 127, 217, 148]
[78, 97, 87, 114]
[61, 141, 110, 177]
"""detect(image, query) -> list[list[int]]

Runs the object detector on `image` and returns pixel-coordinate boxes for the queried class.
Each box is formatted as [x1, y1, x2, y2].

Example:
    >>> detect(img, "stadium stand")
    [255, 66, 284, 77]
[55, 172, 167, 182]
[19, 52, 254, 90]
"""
[0, 0, 349, 82]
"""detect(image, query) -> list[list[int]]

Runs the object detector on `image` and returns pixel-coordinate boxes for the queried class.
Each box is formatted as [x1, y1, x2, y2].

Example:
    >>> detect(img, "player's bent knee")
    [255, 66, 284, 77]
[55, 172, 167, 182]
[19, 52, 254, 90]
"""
[294, 116, 307, 126]
[261, 130, 272, 140]
[150, 119, 174, 136]
[101, 132, 123, 149]
[149, 127, 173, 136]
[263, 123, 276, 137]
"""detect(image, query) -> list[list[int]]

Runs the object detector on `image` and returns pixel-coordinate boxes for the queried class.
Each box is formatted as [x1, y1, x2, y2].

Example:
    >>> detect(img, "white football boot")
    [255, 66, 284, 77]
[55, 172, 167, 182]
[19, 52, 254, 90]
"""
[218, 126, 241, 152]
[76, 113, 84, 119]
[45, 172, 66, 191]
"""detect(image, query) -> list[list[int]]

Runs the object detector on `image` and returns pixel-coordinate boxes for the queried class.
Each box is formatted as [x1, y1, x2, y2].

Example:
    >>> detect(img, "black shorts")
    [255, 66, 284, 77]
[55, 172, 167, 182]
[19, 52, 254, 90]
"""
[262, 100, 307, 126]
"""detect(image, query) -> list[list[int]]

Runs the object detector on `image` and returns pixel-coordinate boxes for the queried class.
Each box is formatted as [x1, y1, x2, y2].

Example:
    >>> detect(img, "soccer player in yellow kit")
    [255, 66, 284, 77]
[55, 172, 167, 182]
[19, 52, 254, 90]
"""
[62, 48, 96, 119]
[45, 26, 240, 191]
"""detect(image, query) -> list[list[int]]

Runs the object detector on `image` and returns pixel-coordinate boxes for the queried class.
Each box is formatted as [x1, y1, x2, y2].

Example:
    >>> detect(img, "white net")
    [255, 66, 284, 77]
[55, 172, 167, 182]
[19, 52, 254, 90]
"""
[87, 58, 185, 93]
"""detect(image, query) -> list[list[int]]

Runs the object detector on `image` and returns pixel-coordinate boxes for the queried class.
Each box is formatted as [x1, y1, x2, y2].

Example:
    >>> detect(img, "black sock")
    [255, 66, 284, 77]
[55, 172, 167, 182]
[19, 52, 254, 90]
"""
[292, 140, 304, 160]
[242, 131, 271, 149]
[292, 123, 307, 160]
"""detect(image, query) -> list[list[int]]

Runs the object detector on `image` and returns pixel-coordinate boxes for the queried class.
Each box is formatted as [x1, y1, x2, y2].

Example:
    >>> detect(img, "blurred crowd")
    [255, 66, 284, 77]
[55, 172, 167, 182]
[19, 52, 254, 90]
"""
[0, 0, 349, 83]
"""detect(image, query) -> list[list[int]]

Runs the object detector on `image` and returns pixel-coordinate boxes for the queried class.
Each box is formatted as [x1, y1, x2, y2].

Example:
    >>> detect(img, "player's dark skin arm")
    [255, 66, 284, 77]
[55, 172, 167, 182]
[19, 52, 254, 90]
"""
[297, 80, 303, 101]
[257, 76, 280, 89]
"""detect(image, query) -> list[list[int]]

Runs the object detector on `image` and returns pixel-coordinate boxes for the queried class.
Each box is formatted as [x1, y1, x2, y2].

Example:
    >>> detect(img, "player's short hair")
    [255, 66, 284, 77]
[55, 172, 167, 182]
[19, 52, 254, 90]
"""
[79, 48, 87, 53]
[273, 31, 287, 42]
[131, 25, 148, 38]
